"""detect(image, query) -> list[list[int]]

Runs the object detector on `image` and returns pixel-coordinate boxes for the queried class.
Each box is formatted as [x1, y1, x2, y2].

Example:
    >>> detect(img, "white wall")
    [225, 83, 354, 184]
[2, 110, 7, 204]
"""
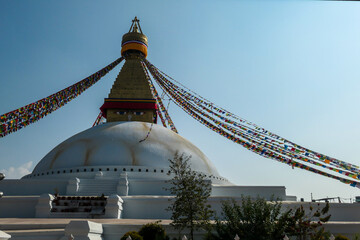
[0, 196, 38, 218]
[128, 179, 171, 195]
[211, 185, 286, 200]
[0, 179, 68, 196]
[121, 196, 172, 219]
[282, 201, 360, 222]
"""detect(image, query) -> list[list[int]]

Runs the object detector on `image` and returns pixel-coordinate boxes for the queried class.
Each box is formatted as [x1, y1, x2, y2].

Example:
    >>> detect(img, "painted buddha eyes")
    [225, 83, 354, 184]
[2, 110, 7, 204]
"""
[115, 111, 144, 116]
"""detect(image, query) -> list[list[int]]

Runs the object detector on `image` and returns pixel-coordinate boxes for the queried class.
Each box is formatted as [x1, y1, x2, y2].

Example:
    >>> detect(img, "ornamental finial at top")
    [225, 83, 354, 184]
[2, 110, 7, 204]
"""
[121, 17, 148, 57]
[128, 16, 143, 34]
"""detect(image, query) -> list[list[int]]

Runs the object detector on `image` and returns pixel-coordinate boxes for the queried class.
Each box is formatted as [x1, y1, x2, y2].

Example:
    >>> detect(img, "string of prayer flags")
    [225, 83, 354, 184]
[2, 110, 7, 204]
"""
[143, 57, 360, 189]
[141, 61, 178, 133]
[0, 57, 124, 137]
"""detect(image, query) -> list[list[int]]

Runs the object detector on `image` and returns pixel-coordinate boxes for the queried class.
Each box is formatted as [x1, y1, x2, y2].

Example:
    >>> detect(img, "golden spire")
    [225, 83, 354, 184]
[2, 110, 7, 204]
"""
[100, 17, 156, 123]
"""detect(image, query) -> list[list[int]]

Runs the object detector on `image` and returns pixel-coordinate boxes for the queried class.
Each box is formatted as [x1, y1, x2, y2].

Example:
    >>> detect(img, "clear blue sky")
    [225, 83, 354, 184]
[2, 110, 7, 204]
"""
[1, 0, 360, 201]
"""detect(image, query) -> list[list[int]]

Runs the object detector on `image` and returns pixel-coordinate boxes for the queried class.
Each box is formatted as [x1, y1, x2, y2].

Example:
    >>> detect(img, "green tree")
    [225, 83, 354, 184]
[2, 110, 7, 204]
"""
[166, 152, 213, 240]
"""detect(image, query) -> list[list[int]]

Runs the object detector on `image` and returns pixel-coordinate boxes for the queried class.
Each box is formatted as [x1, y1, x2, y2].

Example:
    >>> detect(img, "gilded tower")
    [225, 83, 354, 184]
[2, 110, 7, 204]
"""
[100, 17, 157, 123]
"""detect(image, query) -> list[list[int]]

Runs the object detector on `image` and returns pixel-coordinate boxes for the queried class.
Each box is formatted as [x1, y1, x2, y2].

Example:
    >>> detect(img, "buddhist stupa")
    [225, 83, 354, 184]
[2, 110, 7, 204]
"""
[27, 17, 229, 192]
[0, 17, 293, 222]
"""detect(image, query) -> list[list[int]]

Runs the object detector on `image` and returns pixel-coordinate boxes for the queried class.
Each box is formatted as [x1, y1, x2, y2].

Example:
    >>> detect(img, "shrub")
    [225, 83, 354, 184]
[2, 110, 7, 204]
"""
[121, 231, 143, 240]
[210, 196, 331, 240]
[352, 234, 360, 240]
[335, 235, 350, 240]
[139, 221, 167, 240]
[212, 197, 289, 240]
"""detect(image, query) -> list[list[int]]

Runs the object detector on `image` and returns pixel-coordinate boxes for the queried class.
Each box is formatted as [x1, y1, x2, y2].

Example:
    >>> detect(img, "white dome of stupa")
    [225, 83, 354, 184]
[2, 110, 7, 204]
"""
[28, 122, 225, 182]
